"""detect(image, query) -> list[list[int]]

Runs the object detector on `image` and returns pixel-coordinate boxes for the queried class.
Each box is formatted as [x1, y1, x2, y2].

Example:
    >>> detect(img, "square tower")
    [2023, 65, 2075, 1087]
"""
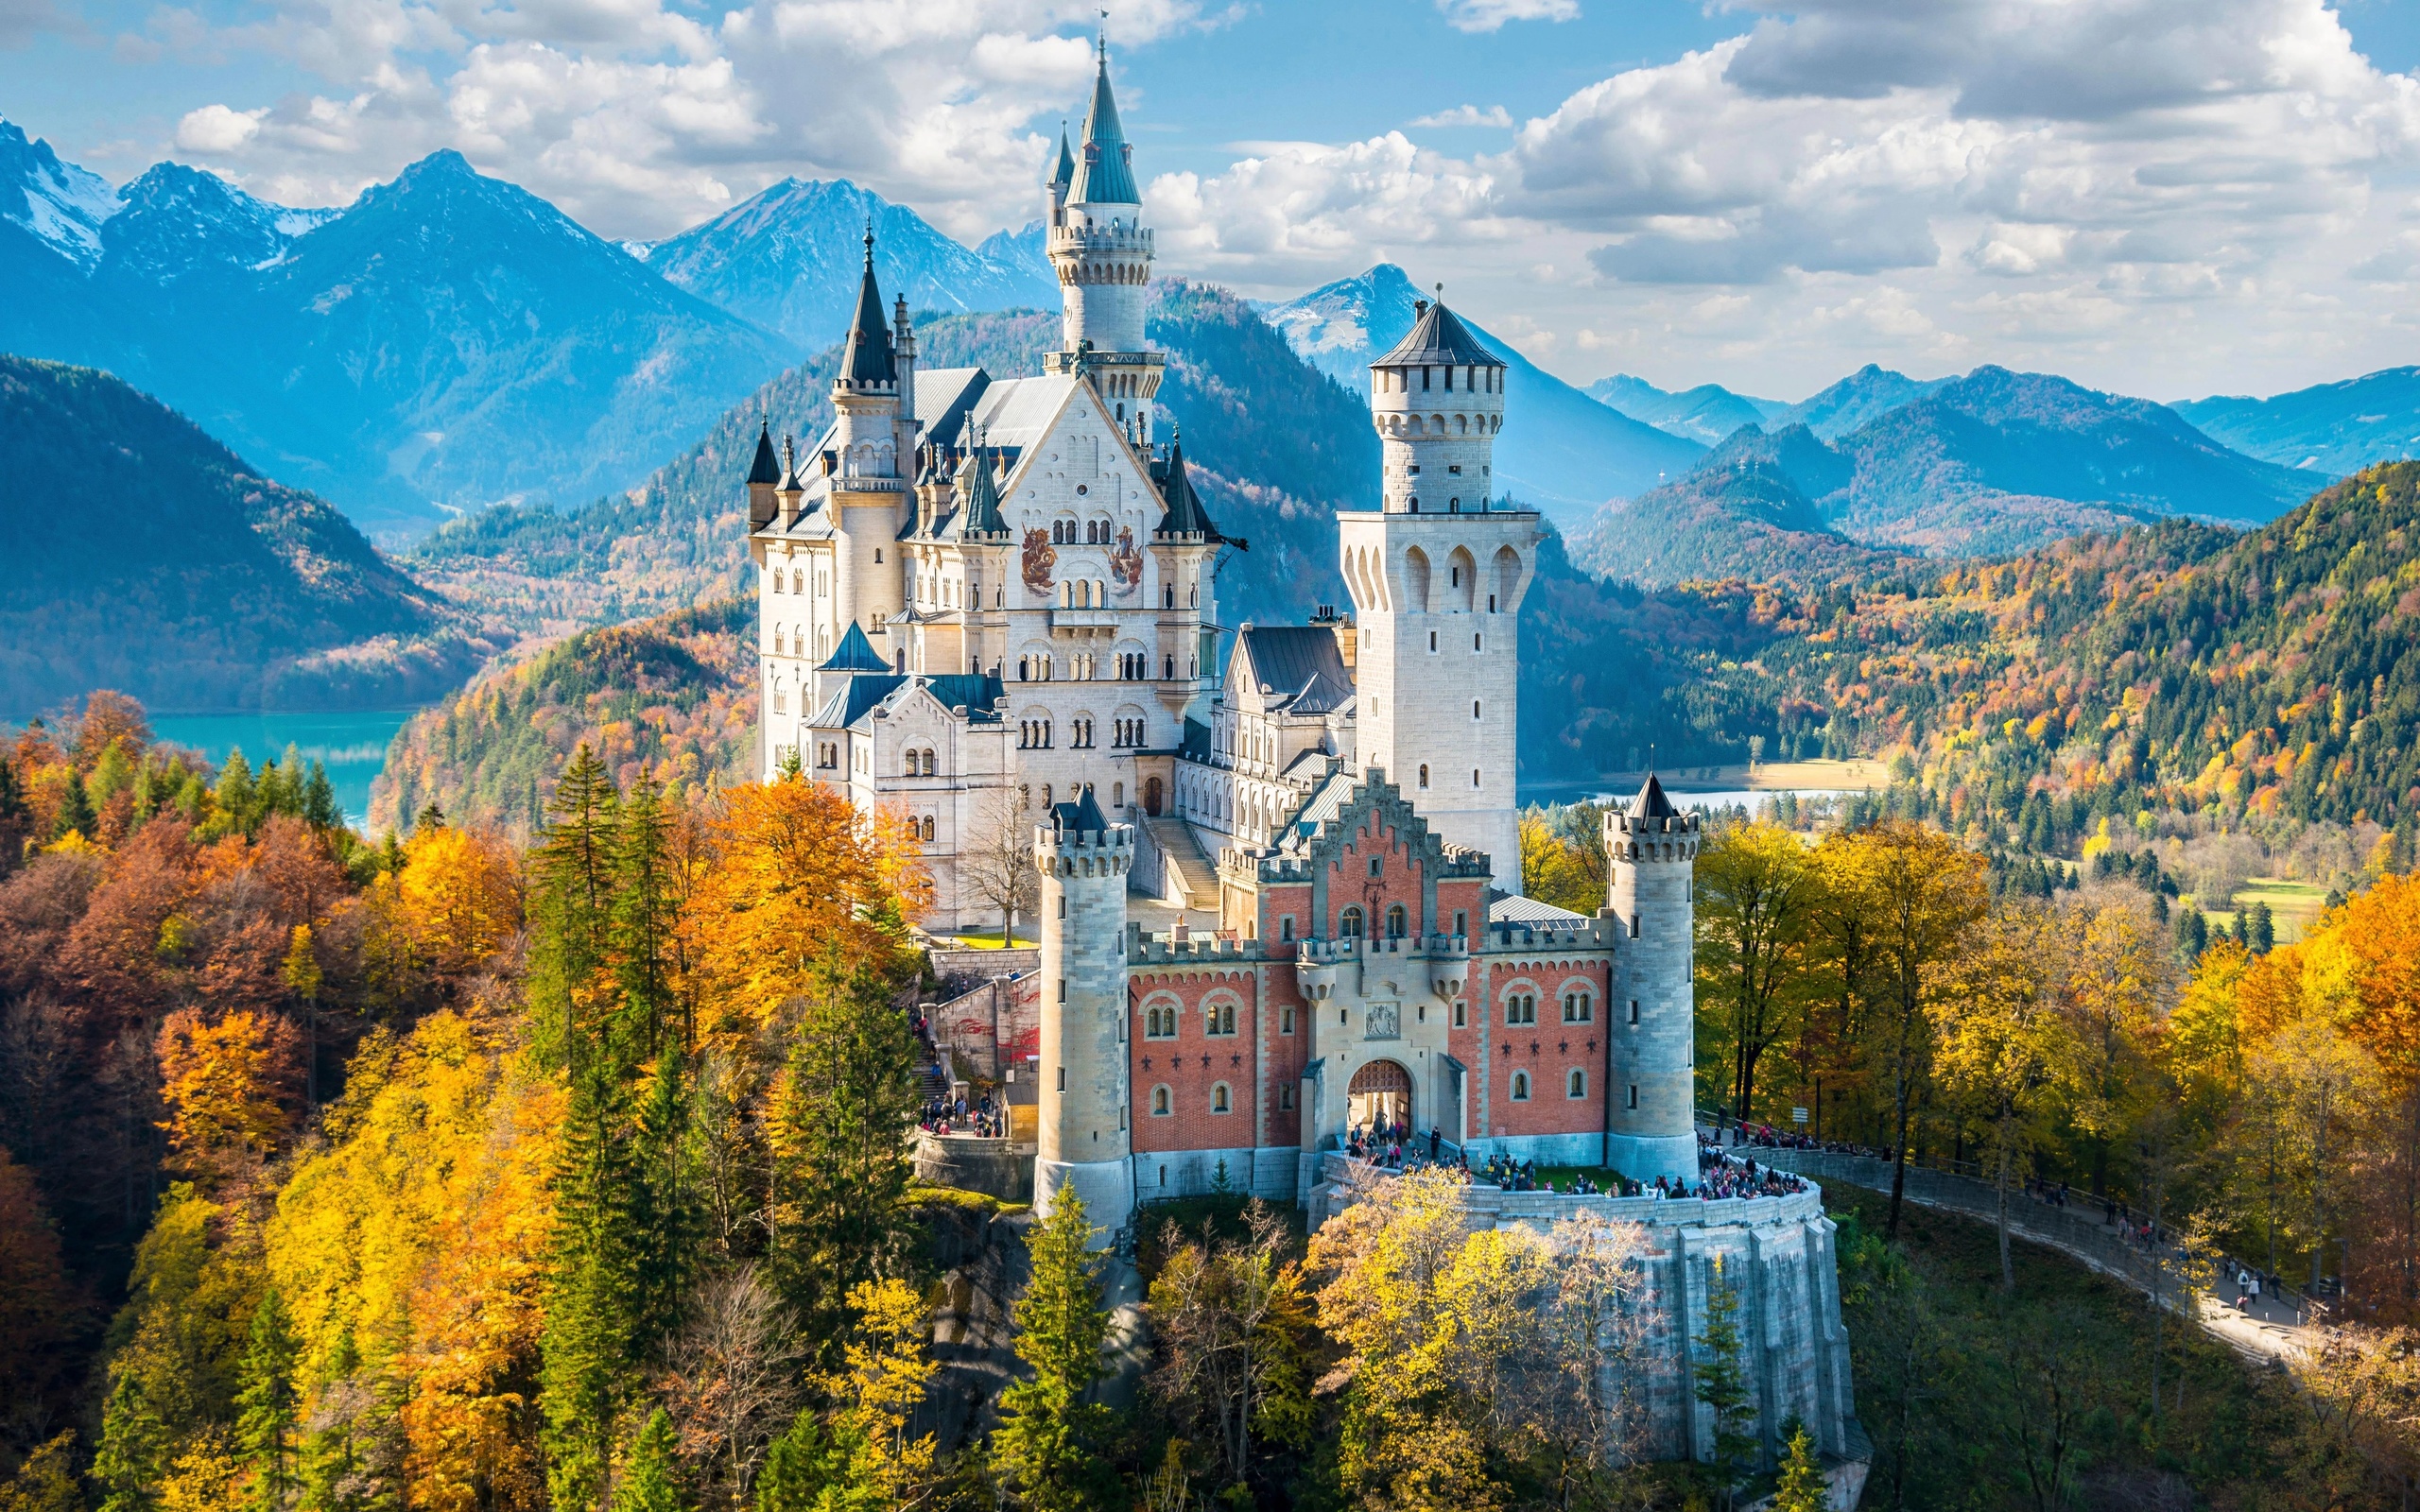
[1340, 295, 1539, 882]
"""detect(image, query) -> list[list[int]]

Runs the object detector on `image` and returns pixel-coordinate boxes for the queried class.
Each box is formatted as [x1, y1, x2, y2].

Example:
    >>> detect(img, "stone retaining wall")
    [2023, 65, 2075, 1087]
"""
[914, 1132, 1036, 1203]
[1310, 1155, 1858, 1473]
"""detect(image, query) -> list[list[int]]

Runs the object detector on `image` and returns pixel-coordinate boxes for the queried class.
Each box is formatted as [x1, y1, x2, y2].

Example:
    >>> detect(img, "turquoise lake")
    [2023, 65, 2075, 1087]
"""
[148, 710, 417, 830]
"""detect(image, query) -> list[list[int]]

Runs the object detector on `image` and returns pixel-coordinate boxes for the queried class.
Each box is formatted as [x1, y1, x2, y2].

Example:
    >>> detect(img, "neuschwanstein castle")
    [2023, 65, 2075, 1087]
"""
[748, 42, 1703, 1208]
[749, 53, 1859, 1468]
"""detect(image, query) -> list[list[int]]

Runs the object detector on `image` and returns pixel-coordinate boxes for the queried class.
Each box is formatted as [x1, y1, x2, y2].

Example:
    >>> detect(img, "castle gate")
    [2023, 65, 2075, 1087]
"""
[1348, 1058, 1413, 1138]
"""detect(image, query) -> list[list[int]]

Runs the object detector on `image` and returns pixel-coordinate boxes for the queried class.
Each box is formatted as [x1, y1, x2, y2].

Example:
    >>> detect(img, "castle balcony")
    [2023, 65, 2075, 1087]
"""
[1048, 609, 1124, 634]
[1483, 921, 1602, 954]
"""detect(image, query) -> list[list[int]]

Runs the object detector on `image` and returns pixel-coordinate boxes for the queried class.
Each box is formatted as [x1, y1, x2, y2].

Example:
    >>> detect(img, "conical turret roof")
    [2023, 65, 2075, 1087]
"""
[1069, 46, 1140, 206]
[1631, 771, 1680, 820]
[1050, 124, 1075, 191]
[840, 229, 896, 387]
[747, 421, 780, 485]
[958, 446, 1008, 536]
[1153, 429, 1221, 540]
[819, 621, 890, 673]
[1374, 295, 1503, 369]
[1051, 787, 1111, 836]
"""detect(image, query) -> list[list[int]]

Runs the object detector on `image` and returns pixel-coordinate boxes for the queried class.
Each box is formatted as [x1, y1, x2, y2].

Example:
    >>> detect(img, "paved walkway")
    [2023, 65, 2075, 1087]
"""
[1740, 1141, 2317, 1367]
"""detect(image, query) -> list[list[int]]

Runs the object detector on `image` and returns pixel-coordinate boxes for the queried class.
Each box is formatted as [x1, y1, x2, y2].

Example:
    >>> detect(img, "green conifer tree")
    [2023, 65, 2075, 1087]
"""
[303, 763, 340, 830]
[529, 747, 621, 1074]
[611, 767, 676, 1059]
[216, 749, 256, 833]
[2246, 900, 2275, 954]
[1693, 1254, 1757, 1507]
[611, 1411, 686, 1512]
[50, 771, 95, 843]
[990, 1192, 1116, 1510]
[753, 1411, 837, 1512]
[93, 1371, 169, 1512]
[541, 1063, 643, 1512]
[236, 1286, 300, 1512]
[2173, 904, 2207, 963]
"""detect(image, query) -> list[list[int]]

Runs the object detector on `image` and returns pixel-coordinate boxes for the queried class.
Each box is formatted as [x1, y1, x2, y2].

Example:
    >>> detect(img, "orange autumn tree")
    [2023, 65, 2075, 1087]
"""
[157, 1008, 294, 1184]
[687, 777, 930, 1043]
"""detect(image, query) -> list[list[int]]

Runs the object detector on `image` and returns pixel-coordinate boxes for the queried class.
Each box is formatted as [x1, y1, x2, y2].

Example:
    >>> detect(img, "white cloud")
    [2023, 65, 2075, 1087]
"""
[175, 103, 266, 152]
[1409, 103, 1514, 129]
[1435, 0, 1579, 34]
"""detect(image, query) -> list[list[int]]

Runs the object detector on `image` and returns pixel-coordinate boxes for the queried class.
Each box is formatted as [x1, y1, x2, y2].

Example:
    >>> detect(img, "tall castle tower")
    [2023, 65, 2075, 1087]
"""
[1033, 794, 1134, 1246]
[1604, 775, 1701, 1186]
[1338, 295, 1540, 879]
[827, 232, 915, 660]
[1045, 43, 1164, 443]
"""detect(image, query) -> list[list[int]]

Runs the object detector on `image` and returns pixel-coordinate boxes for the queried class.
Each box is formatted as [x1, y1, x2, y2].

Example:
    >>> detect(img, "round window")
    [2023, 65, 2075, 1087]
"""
[1076, 484, 1089, 495]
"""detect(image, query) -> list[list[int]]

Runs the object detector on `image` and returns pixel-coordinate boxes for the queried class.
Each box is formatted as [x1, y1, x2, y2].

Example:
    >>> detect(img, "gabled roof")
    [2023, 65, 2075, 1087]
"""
[1631, 771, 1680, 819]
[1069, 48, 1139, 206]
[819, 622, 891, 673]
[1374, 297, 1503, 369]
[919, 673, 1007, 721]
[1235, 626, 1353, 715]
[747, 421, 781, 486]
[917, 367, 991, 439]
[811, 675, 906, 730]
[840, 232, 896, 387]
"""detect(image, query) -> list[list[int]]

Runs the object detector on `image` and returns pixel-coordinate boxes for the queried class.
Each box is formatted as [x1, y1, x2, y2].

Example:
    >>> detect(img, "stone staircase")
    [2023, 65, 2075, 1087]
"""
[1143, 816, 1217, 911]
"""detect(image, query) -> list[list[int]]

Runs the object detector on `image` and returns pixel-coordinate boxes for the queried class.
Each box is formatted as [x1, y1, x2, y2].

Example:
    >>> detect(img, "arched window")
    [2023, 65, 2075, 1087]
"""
[1146, 1002, 1177, 1039]
[920, 816, 936, 842]
[1205, 1000, 1236, 1037]
[1511, 1071, 1530, 1101]
[1505, 992, 1536, 1025]
[1567, 1069, 1586, 1099]
[1211, 1082, 1231, 1114]
[1339, 906, 1364, 938]
[1563, 991, 1592, 1022]
[1151, 1085, 1172, 1116]
[1386, 904, 1408, 938]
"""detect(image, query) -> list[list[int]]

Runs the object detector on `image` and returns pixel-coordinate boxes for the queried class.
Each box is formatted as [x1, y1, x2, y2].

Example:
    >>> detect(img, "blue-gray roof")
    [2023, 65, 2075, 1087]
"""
[1069, 53, 1140, 206]
[820, 622, 890, 673]
[1374, 298, 1502, 369]
[812, 675, 906, 730]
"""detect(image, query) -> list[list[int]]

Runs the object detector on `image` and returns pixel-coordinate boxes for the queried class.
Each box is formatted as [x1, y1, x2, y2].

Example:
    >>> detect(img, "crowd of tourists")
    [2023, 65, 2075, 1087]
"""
[1337, 1123, 1806, 1201]
[920, 1090, 1007, 1139]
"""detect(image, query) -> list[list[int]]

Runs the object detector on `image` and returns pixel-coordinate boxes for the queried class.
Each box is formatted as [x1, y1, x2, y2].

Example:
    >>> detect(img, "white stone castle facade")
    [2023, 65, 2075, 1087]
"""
[751, 50, 1856, 1471]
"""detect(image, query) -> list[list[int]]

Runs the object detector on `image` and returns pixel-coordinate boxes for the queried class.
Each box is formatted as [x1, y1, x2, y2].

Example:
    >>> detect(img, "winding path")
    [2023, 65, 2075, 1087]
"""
[1740, 1141, 2316, 1366]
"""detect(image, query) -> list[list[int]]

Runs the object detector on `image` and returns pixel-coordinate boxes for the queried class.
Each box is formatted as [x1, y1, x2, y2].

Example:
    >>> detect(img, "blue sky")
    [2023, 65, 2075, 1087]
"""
[9, 0, 2420, 401]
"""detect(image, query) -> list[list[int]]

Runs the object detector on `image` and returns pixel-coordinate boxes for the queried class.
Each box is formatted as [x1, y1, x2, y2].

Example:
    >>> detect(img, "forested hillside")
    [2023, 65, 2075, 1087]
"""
[0, 356, 498, 717]
[369, 597, 756, 835]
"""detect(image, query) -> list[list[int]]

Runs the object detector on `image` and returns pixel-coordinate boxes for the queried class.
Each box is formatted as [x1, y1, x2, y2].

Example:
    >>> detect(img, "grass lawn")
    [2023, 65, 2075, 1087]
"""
[2205, 876, 2331, 944]
[938, 933, 1037, 950]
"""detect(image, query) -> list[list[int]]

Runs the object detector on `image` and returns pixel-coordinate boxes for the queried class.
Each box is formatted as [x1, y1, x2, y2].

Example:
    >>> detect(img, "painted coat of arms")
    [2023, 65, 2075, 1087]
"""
[1022, 528, 1056, 593]
[1109, 524, 1144, 595]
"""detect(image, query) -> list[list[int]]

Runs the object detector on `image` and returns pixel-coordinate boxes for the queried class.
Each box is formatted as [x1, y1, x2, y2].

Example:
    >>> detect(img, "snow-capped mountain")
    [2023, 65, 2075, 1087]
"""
[99, 162, 336, 283]
[1, 117, 119, 268]
[638, 179, 1058, 350]
[1265, 264, 1706, 524]
[0, 133, 791, 540]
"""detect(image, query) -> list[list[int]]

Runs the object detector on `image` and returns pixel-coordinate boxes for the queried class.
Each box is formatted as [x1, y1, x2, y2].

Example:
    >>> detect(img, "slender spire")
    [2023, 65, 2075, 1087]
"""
[1068, 43, 1139, 205]
[840, 221, 895, 387]
[747, 419, 780, 486]
[1051, 121, 1075, 191]
[960, 444, 1007, 536]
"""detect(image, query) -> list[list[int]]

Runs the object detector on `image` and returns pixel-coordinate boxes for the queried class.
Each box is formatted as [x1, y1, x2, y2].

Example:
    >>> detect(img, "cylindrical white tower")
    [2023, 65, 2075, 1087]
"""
[1034, 796, 1135, 1247]
[1603, 774, 1701, 1186]
[1046, 43, 1164, 441]
[1370, 294, 1505, 514]
[1338, 291, 1535, 878]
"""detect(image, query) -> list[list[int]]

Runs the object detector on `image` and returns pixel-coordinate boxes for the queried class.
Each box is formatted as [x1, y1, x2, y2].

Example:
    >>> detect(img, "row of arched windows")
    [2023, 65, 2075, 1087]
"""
[1147, 1082, 1233, 1116]
[1377, 365, 1502, 394]
[1140, 998, 1239, 1038]
[901, 747, 937, 777]
[1049, 519, 1122, 544]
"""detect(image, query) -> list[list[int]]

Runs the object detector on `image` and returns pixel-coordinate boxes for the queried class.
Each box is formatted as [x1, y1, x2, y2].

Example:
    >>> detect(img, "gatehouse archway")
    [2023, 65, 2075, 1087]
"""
[1348, 1058, 1413, 1141]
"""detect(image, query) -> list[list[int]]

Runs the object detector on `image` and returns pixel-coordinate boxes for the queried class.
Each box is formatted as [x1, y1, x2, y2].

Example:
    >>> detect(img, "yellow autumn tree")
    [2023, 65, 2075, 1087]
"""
[826, 1278, 940, 1505]
[267, 1010, 563, 1512]
[396, 826, 524, 978]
